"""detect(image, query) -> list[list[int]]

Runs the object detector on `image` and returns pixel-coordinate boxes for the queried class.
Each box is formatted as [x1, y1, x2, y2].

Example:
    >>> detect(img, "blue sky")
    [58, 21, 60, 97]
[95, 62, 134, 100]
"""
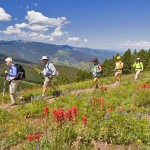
[0, 0, 150, 51]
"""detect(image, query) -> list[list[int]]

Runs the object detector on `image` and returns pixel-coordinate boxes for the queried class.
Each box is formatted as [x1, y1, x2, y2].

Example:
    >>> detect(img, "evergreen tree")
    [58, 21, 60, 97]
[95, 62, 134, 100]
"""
[122, 49, 132, 74]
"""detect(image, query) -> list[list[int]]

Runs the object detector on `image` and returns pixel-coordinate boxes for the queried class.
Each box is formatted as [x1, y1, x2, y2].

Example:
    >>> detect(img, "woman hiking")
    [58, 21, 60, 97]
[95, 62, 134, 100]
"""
[90, 58, 102, 89]
[133, 57, 143, 81]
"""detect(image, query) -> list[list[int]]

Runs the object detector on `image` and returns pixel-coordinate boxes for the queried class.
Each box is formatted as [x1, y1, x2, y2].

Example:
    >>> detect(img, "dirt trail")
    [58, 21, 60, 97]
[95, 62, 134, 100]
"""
[0, 84, 115, 110]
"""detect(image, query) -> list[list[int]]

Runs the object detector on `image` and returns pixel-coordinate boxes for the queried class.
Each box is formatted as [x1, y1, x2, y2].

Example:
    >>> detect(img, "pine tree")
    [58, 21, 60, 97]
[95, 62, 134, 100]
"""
[122, 49, 132, 74]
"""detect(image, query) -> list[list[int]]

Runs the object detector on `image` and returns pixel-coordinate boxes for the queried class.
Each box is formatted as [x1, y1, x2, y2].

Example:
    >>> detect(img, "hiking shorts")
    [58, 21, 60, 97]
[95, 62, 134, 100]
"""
[115, 71, 122, 77]
[93, 72, 101, 78]
[44, 76, 52, 86]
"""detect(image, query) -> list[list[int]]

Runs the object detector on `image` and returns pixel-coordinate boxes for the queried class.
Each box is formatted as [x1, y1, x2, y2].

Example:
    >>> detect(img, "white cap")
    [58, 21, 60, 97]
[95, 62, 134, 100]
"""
[136, 57, 140, 60]
[41, 56, 49, 60]
[5, 57, 13, 62]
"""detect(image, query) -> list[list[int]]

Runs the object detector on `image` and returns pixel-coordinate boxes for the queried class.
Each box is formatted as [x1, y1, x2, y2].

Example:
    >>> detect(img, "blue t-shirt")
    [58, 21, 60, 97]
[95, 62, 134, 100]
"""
[8, 64, 17, 77]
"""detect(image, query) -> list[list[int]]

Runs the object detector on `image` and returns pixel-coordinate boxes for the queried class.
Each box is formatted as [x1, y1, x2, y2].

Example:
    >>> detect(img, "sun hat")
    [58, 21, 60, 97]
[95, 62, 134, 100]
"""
[116, 56, 121, 60]
[92, 58, 99, 62]
[41, 56, 49, 60]
[5, 57, 13, 62]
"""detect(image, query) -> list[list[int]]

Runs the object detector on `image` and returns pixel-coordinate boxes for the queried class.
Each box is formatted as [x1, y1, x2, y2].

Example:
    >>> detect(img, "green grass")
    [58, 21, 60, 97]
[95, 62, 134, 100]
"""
[0, 71, 150, 149]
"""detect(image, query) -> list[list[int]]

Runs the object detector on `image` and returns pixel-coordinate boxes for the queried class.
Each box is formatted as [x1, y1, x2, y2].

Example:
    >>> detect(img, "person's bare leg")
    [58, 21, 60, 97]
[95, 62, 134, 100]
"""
[93, 77, 98, 88]
[118, 74, 121, 83]
[42, 84, 47, 96]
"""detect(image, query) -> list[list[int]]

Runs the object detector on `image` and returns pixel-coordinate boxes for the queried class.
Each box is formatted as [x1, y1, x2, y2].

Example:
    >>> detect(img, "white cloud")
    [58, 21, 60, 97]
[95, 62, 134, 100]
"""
[1, 10, 87, 46]
[84, 39, 88, 43]
[3, 10, 69, 38]
[108, 40, 150, 51]
[25, 10, 69, 28]
[123, 40, 150, 47]
[3, 26, 21, 34]
[0, 7, 11, 21]
[14, 18, 18, 21]
[15, 23, 49, 32]
[15, 23, 30, 29]
[67, 37, 80, 42]
[51, 27, 64, 37]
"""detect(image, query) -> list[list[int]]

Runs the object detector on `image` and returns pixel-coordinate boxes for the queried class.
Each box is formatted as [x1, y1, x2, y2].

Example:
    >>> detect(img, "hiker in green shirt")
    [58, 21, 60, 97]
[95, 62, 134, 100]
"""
[133, 57, 143, 81]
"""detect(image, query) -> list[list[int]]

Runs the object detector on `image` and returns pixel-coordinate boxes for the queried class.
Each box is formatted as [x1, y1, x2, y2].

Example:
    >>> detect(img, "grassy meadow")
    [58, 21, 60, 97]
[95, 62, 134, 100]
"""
[0, 70, 150, 150]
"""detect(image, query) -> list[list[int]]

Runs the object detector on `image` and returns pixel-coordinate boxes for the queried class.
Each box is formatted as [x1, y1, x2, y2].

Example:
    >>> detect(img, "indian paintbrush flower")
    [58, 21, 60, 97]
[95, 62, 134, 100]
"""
[83, 116, 87, 126]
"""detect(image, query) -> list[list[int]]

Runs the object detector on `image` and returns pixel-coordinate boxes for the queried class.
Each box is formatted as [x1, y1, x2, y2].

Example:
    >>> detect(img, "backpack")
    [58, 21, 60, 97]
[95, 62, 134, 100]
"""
[92, 64, 103, 76]
[116, 61, 123, 70]
[135, 62, 142, 69]
[47, 63, 59, 77]
[14, 64, 25, 80]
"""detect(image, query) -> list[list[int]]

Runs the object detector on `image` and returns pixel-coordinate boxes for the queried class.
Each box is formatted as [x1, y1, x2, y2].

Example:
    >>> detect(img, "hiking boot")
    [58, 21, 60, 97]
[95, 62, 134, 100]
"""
[9, 102, 18, 106]
[114, 81, 118, 86]
[95, 85, 99, 89]
[53, 90, 62, 97]
[134, 78, 137, 82]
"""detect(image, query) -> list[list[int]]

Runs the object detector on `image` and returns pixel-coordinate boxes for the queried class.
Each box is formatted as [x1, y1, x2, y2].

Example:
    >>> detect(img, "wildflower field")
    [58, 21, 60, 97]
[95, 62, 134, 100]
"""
[0, 72, 150, 150]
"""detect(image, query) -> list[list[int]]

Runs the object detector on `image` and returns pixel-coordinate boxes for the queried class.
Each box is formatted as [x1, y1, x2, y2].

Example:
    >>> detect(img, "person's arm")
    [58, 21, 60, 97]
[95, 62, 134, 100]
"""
[98, 64, 102, 72]
[133, 62, 136, 67]
[141, 62, 143, 71]
[121, 62, 123, 69]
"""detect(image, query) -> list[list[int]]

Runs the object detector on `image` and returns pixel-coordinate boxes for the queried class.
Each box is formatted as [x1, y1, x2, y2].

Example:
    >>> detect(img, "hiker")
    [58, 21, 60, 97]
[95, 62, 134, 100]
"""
[40, 56, 61, 97]
[114, 56, 123, 85]
[133, 57, 143, 81]
[5, 57, 20, 106]
[90, 58, 102, 89]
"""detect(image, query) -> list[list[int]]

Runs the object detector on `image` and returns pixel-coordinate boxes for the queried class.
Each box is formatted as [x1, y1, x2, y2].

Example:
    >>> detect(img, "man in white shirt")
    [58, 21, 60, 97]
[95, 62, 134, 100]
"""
[41, 56, 60, 97]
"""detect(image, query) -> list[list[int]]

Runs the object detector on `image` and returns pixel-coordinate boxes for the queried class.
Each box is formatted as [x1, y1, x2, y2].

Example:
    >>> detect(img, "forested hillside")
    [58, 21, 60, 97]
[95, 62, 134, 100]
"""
[102, 49, 150, 77]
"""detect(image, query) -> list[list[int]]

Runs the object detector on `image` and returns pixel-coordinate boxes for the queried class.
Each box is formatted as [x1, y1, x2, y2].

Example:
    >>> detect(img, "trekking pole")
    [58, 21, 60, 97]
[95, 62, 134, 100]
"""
[2, 73, 7, 105]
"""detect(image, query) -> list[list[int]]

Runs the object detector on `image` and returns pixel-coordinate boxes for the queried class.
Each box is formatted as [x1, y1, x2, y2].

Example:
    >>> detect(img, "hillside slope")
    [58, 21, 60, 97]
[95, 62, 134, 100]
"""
[0, 40, 119, 69]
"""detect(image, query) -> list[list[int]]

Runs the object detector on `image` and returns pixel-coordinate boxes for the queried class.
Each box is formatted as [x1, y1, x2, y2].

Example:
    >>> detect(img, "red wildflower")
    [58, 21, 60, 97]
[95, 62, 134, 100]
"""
[53, 108, 65, 123]
[92, 98, 98, 104]
[45, 106, 49, 113]
[72, 106, 77, 117]
[137, 83, 150, 89]
[99, 97, 104, 106]
[53, 106, 78, 123]
[27, 134, 32, 141]
[36, 133, 40, 140]
[100, 86, 108, 91]
[107, 107, 111, 113]
[83, 116, 87, 126]
[119, 107, 123, 113]
[67, 109, 72, 121]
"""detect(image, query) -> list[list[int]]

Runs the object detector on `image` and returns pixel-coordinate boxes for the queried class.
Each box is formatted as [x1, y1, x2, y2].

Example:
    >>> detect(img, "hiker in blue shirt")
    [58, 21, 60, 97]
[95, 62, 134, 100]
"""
[41, 56, 61, 98]
[90, 58, 102, 89]
[5, 57, 20, 106]
[7, 64, 17, 78]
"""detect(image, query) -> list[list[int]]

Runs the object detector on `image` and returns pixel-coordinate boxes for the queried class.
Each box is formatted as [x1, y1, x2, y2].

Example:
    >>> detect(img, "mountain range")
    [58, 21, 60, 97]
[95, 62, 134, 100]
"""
[0, 40, 119, 69]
